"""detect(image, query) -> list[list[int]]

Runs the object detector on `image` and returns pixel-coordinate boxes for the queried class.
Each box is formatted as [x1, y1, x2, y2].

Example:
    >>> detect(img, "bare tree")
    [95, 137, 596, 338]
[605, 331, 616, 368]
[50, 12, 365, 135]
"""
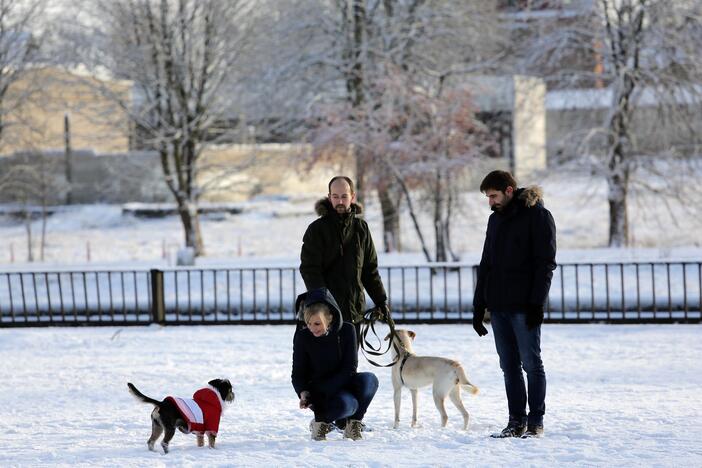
[510, 0, 702, 246]
[0, 0, 45, 152]
[78, 0, 254, 256]
[266, 0, 505, 252]
[308, 71, 496, 262]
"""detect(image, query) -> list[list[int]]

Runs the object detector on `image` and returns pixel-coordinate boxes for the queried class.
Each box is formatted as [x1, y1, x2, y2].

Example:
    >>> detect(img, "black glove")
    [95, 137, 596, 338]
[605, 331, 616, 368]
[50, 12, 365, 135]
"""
[373, 303, 392, 323]
[472, 307, 488, 337]
[526, 304, 544, 330]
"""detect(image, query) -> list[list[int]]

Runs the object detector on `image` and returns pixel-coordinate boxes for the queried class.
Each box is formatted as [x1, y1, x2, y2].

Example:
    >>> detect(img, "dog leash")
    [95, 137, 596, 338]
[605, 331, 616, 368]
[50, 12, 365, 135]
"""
[358, 306, 403, 367]
[399, 353, 411, 385]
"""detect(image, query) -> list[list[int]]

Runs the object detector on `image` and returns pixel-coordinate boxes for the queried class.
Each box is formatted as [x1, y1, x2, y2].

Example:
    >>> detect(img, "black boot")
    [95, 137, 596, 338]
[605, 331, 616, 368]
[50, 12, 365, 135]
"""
[522, 425, 544, 438]
[491, 418, 526, 438]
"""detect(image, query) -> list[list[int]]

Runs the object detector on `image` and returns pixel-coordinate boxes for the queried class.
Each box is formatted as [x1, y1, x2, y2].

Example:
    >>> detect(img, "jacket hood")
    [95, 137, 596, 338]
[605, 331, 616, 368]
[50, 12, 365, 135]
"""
[314, 198, 364, 217]
[295, 287, 343, 333]
[517, 185, 544, 208]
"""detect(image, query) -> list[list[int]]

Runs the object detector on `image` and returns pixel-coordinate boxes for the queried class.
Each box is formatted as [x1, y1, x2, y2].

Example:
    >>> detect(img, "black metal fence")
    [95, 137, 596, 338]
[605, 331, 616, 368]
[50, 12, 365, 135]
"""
[1, 261, 700, 327]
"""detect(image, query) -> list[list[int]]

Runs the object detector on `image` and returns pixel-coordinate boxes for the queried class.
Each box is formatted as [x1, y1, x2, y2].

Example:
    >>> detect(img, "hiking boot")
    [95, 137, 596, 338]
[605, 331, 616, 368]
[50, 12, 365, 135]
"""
[491, 420, 526, 438]
[343, 419, 363, 441]
[310, 421, 334, 441]
[522, 425, 544, 438]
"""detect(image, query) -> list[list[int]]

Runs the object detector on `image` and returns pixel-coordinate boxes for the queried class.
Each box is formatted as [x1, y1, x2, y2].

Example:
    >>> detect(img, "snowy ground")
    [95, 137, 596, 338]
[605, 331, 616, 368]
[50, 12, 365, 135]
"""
[1, 323, 700, 467]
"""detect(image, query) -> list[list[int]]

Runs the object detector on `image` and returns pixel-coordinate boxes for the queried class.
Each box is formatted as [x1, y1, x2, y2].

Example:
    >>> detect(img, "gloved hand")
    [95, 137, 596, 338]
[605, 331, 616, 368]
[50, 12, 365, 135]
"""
[472, 307, 488, 337]
[526, 304, 544, 330]
[373, 302, 392, 323]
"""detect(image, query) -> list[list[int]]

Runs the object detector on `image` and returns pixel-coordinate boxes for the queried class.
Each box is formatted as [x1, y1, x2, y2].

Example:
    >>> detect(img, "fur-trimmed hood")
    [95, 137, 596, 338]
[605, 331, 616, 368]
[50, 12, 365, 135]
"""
[314, 198, 364, 217]
[517, 185, 544, 208]
[295, 287, 344, 333]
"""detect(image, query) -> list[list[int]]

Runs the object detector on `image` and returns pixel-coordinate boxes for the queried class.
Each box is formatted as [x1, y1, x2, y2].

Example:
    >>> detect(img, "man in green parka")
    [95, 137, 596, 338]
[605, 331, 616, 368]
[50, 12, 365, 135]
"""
[300, 176, 389, 329]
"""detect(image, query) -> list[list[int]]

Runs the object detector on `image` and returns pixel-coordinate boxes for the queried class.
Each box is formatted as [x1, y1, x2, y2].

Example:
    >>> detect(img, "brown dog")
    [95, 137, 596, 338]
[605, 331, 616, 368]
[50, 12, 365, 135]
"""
[386, 329, 478, 430]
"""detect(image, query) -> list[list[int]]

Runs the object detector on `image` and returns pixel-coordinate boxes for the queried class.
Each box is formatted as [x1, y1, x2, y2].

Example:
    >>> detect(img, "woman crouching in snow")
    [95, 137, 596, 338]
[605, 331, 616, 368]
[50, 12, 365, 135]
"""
[291, 288, 378, 441]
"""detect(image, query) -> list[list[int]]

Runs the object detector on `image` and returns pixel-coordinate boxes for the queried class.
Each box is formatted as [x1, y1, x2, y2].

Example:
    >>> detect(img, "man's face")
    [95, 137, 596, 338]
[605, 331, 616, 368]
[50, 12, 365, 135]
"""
[329, 179, 356, 214]
[485, 186, 514, 212]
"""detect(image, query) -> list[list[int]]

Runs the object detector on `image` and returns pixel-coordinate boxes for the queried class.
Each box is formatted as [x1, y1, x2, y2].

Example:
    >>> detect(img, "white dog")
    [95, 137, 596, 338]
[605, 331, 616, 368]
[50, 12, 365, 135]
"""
[385, 329, 479, 430]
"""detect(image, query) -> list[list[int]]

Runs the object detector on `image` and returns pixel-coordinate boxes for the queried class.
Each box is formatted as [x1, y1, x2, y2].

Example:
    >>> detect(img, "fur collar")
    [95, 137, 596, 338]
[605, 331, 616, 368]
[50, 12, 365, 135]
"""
[314, 198, 364, 217]
[517, 185, 544, 208]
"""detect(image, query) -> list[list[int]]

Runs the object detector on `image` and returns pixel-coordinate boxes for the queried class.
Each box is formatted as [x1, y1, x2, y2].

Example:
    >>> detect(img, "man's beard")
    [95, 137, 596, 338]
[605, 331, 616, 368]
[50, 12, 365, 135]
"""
[491, 204, 502, 212]
[335, 204, 349, 214]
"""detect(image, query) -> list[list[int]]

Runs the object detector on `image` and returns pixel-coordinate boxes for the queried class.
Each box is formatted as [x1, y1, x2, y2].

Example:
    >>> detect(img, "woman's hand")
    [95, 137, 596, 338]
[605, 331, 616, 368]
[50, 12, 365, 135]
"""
[299, 391, 312, 409]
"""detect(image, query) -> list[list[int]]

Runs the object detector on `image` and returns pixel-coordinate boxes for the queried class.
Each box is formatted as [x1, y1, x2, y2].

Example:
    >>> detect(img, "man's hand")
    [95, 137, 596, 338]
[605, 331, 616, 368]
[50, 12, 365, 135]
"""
[526, 304, 544, 330]
[472, 307, 488, 337]
[373, 303, 392, 323]
[299, 391, 312, 409]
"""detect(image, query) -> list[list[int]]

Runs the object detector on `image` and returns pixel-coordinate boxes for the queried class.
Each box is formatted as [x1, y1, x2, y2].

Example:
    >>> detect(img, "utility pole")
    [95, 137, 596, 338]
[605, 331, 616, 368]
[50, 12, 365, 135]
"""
[64, 113, 72, 204]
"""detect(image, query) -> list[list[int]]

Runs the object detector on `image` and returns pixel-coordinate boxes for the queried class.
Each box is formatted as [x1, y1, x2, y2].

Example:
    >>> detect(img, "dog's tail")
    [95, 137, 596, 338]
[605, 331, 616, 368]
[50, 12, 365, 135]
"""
[127, 382, 162, 406]
[454, 364, 479, 395]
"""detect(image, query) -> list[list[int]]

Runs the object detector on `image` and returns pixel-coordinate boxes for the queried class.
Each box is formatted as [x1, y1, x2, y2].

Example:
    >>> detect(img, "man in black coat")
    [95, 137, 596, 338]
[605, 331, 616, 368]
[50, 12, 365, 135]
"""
[300, 176, 389, 328]
[472, 170, 557, 439]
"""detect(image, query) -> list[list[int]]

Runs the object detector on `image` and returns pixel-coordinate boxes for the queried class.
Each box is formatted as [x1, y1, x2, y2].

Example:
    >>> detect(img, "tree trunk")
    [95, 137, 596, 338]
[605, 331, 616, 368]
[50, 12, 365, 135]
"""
[378, 183, 401, 252]
[24, 206, 33, 262]
[607, 172, 629, 247]
[177, 199, 205, 256]
[433, 170, 447, 262]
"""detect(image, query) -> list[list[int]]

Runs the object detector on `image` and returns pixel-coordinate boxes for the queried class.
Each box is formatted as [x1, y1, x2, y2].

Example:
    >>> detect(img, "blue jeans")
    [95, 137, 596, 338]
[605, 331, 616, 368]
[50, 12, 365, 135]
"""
[490, 310, 546, 426]
[315, 372, 379, 423]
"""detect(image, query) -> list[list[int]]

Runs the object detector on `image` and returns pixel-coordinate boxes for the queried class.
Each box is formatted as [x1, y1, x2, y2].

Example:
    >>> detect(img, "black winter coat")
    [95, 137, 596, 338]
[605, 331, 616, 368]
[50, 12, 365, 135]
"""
[473, 186, 557, 314]
[300, 199, 387, 324]
[291, 289, 357, 410]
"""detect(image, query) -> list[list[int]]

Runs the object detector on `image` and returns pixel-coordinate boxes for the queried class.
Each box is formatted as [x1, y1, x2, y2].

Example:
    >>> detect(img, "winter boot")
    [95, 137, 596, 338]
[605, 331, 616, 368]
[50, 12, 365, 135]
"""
[490, 418, 527, 438]
[310, 421, 334, 441]
[522, 425, 544, 438]
[343, 419, 363, 441]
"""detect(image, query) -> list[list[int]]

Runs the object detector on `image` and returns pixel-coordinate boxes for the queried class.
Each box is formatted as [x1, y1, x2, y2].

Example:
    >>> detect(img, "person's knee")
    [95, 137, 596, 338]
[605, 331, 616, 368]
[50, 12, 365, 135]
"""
[357, 372, 379, 395]
[521, 354, 545, 375]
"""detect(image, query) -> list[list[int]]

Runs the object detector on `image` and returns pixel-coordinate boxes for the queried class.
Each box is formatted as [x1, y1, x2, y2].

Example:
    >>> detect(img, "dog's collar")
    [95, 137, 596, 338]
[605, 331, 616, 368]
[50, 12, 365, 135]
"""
[399, 353, 411, 386]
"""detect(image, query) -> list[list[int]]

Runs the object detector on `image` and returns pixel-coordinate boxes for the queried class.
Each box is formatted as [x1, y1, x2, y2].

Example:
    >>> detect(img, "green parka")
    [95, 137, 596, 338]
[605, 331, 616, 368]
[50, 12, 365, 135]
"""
[299, 198, 387, 324]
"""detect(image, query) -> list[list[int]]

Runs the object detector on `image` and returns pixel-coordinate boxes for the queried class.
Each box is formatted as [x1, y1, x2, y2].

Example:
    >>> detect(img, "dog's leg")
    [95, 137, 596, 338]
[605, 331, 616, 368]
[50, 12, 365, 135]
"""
[410, 389, 419, 428]
[197, 434, 205, 447]
[207, 433, 216, 448]
[393, 384, 402, 429]
[147, 410, 163, 451]
[449, 385, 470, 430]
[161, 427, 176, 454]
[432, 387, 449, 428]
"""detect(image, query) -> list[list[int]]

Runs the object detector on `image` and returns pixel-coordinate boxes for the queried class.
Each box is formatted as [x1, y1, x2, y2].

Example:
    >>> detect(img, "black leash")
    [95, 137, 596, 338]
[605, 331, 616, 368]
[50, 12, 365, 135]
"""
[358, 306, 402, 367]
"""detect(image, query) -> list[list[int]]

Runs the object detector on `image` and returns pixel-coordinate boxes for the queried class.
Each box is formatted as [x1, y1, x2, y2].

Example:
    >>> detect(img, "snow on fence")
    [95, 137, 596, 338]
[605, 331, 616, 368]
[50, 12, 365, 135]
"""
[0, 261, 700, 326]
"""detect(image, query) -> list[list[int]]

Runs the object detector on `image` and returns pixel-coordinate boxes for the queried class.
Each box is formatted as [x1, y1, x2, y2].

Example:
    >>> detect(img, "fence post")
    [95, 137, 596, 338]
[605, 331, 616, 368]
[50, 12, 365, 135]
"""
[150, 269, 165, 324]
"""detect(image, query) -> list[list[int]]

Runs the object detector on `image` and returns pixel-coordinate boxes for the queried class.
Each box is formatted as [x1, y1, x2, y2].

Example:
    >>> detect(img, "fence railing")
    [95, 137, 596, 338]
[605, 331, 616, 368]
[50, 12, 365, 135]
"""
[1, 261, 700, 326]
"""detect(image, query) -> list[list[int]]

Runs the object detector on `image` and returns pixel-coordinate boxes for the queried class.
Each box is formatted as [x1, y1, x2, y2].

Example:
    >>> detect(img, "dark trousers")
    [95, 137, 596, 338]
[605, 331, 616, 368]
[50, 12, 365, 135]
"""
[315, 372, 379, 423]
[490, 310, 546, 426]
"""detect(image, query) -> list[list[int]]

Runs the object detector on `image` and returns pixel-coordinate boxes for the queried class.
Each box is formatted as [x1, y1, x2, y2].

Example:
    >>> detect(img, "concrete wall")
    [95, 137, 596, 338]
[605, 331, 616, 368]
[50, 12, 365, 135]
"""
[545, 88, 702, 161]
[1, 67, 131, 155]
[0, 145, 348, 205]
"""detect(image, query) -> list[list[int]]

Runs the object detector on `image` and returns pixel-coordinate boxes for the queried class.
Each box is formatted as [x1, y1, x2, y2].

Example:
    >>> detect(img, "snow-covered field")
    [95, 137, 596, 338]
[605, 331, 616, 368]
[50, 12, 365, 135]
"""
[0, 323, 700, 467]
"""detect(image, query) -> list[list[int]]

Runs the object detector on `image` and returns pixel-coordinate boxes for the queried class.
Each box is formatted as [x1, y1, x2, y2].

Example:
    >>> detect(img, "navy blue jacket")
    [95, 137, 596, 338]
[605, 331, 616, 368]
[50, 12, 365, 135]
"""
[291, 288, 358, 408]
[473, 186, 557, 314]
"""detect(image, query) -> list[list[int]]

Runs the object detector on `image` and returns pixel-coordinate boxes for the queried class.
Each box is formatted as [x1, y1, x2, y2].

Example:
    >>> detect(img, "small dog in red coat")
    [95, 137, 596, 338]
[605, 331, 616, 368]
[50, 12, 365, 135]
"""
[128, 379, 234, 453]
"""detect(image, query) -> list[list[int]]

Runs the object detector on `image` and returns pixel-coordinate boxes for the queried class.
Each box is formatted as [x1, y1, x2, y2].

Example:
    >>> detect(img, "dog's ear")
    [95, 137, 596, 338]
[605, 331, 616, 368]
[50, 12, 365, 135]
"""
[408, 330, 416, 340]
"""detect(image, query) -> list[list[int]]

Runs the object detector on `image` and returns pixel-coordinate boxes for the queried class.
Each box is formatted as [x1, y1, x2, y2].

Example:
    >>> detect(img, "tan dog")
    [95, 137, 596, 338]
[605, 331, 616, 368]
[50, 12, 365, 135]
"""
[385, 329, 478, 430]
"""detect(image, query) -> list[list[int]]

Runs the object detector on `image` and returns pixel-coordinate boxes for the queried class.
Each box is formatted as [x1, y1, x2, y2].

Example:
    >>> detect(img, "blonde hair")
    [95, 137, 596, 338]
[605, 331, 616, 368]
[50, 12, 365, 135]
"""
[303, 303, 333, 327]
